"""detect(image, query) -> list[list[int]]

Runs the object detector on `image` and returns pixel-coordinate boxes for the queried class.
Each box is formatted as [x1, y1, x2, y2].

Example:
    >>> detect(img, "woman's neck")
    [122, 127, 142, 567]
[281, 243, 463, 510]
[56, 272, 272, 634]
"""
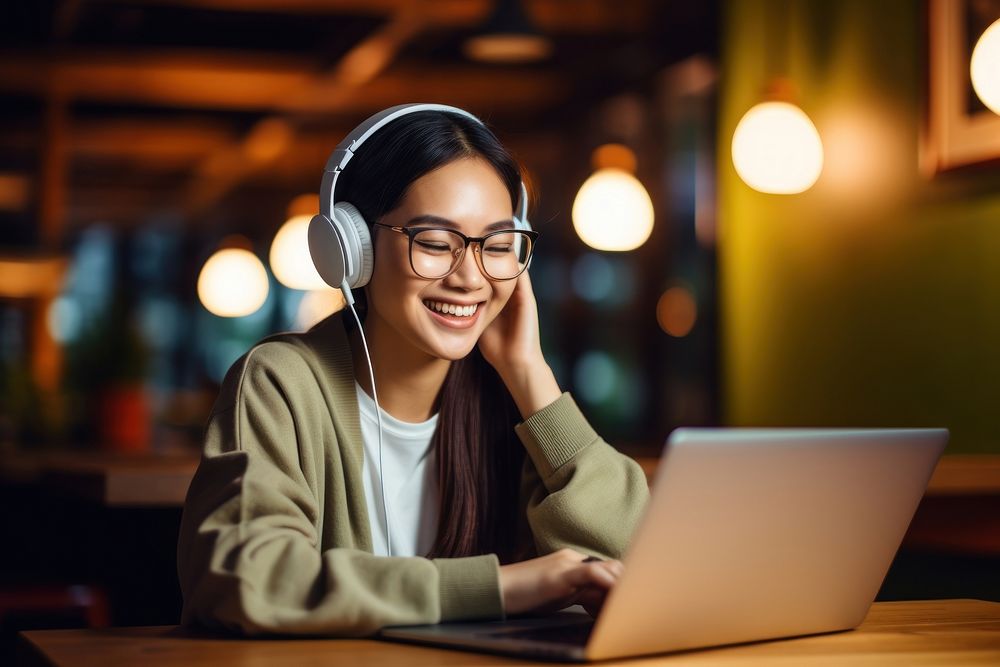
[350, 314, 451, 423]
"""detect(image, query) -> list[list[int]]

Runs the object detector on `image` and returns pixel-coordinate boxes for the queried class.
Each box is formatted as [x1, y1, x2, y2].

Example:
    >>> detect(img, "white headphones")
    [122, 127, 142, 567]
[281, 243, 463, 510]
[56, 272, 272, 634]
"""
[307, 103, 531, 301]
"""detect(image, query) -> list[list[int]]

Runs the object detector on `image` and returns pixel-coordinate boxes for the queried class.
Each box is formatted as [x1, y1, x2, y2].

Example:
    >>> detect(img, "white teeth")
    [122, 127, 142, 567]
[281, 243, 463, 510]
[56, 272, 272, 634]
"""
[424, 300, 479, 317]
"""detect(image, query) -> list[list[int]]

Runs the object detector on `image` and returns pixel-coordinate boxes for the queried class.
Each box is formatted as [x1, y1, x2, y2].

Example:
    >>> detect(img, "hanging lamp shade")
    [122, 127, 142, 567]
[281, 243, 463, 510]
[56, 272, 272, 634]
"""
[463, 0, 552, 63]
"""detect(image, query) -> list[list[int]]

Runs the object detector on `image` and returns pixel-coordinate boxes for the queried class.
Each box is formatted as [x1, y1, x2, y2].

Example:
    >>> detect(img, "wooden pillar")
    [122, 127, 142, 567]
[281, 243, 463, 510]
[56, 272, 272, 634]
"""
[31, 94, 69, 393]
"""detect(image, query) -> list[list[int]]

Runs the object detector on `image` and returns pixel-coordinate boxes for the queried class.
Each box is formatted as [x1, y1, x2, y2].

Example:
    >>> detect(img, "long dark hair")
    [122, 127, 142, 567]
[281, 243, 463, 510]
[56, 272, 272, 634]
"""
[337, 110, 527, 563]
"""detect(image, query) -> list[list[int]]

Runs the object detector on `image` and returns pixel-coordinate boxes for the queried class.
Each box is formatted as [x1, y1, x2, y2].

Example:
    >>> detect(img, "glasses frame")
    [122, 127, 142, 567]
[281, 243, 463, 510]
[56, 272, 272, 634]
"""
[373, 223, 538, 281]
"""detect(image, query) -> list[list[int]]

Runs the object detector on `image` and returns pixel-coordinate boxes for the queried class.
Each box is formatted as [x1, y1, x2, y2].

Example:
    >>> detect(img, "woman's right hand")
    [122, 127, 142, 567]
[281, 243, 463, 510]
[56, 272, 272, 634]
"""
[498, 549, 624, 617]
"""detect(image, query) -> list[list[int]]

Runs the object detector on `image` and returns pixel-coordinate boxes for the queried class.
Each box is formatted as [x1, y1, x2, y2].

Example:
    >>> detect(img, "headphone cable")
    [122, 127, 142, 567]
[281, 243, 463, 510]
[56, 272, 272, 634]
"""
[343, 282, 391, 557]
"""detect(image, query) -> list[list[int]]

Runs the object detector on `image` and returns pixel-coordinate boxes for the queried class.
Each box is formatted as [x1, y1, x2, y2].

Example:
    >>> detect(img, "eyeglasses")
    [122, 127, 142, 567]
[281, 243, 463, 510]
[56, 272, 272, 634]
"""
[373, 223, 538, 281]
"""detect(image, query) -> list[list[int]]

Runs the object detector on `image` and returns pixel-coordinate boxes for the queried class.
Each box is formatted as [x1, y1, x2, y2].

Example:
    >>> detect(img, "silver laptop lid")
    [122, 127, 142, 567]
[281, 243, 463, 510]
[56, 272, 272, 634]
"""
[586, 428, 948, 660]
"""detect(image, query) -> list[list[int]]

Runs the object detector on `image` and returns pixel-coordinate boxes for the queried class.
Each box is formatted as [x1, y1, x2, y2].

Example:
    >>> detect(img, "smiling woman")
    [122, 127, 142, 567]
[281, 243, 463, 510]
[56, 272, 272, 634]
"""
[175, 106, 650, 637]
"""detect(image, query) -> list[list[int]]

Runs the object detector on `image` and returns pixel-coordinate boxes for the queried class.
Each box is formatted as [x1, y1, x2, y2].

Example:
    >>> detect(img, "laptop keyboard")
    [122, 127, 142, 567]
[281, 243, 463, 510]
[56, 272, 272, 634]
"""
[480, 621, 595, 646]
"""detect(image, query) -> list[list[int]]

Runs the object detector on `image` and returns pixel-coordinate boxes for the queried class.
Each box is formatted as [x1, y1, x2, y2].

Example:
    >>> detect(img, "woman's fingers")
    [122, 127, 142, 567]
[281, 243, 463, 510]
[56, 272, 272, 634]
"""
[517, 268, 537, 303]
[566, 560, 620, 590]
[500, 551, 626, 616]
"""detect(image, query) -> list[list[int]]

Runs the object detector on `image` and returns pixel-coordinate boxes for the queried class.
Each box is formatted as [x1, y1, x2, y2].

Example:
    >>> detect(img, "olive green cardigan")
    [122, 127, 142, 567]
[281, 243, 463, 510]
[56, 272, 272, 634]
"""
[176, 313, 649, 636]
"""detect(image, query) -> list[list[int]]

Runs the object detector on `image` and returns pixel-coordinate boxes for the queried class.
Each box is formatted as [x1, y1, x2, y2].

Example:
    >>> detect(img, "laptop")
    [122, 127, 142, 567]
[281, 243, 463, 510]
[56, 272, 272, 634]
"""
[378, 427, 948, 662]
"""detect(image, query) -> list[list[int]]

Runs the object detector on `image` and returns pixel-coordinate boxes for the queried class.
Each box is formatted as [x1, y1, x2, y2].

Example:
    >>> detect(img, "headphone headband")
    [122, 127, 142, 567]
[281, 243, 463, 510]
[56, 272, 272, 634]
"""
[323, 104, 480, 172]
[321, 103, 528, 224]
[309, 103, 530, 296]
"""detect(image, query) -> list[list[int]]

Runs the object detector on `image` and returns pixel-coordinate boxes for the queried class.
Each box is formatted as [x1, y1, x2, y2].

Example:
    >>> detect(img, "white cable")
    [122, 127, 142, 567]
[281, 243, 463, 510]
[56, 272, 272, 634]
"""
[345, 289, 391, 557]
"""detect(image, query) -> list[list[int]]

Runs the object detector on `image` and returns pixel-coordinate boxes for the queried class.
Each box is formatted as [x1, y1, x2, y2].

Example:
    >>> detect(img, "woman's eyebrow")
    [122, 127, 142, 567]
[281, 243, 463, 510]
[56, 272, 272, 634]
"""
[403, 215, 515, 232]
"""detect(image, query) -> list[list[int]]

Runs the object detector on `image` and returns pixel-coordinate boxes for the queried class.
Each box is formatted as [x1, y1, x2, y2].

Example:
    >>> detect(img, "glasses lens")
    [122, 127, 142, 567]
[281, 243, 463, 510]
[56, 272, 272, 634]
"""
[481, 231, 533, 280]
[410, 229, 465, 279]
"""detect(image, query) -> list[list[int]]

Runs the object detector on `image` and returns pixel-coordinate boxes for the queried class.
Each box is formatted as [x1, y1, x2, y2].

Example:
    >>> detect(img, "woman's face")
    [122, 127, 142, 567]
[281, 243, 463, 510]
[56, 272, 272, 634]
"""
[365, 157, 519, 362]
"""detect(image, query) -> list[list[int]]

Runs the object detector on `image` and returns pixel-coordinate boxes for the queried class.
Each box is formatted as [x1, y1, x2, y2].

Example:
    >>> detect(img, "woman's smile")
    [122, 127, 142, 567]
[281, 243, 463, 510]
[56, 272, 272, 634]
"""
[422, 298, 485, 329]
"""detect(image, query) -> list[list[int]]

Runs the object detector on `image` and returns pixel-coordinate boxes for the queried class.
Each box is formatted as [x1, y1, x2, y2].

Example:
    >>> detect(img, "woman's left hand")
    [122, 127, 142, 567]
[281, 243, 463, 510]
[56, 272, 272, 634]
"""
[478, 270, 561, 418]
[478, 270, 541, 375]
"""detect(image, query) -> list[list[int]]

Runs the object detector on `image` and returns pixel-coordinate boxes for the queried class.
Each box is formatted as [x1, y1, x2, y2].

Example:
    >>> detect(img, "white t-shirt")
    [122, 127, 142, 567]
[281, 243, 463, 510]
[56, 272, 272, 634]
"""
[355, 381, 440, 557]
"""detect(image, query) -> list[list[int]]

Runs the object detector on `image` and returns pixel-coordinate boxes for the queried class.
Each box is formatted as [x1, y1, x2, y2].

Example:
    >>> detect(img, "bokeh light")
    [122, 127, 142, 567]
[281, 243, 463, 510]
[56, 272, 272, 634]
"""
[573, 350, 618, 404]
[571, 253, 616, 303]
[570, 253, 636, 307]
[572, 168, 654, 251]
[731, 101, 823, 194]
[657, 286, 698, 337]
[46, 296, 82, 344]
[971, 18, 1000, 115]
[270, 214, 329, 290]
[139, 298, 182, 349]
[197, 248, 269, 317]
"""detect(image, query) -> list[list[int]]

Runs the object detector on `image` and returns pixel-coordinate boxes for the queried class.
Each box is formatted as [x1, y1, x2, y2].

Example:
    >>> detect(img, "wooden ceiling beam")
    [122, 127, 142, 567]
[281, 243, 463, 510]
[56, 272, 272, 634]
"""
[0, 50, 566, 114]
[282, 64, 568, 115]
[97, 0, 653, 32]
[0, 50, 314, 111]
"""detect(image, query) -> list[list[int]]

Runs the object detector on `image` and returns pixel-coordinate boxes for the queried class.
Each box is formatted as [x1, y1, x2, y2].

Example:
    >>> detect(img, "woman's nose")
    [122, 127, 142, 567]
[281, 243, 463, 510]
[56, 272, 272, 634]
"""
[444, 245, 486, 289]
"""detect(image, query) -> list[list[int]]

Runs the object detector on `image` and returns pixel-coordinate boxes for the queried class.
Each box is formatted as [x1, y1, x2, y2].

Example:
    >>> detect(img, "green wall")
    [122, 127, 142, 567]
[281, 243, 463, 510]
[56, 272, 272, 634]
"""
[718, 0, 1000, 452]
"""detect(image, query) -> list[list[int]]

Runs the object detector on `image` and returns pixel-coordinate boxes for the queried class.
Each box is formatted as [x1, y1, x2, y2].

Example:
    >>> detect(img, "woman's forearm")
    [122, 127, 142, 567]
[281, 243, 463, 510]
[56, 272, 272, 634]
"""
[498, 358, 562, 420]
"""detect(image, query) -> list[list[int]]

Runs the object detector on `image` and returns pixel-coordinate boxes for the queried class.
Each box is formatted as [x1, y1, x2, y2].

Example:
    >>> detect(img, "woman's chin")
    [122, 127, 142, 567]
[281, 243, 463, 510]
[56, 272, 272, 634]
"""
[421, 330, 480, 361]
[430, 340, 478, 362]
[407, 313, 480, 359]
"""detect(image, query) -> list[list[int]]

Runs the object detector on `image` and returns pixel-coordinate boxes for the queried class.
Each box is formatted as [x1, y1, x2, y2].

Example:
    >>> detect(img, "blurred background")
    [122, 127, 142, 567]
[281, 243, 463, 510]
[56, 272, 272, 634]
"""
[1, 0, 999, 656]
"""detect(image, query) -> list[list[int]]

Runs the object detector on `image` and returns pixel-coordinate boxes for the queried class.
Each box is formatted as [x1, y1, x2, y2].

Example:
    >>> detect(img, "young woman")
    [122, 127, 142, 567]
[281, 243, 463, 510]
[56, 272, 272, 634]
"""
[176, 107, 650, 636]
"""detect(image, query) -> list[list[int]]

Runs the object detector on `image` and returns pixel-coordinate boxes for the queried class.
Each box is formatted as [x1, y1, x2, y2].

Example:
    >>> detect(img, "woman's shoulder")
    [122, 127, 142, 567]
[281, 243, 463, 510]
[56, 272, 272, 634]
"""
[218, 312, 353, 403]
[246, 311, 349, 367]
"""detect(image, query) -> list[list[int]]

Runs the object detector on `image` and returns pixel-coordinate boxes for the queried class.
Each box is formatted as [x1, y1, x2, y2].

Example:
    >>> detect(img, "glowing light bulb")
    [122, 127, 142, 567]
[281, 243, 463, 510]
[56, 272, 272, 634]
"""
[270, 214, 328, 290]
[971, 18, 1000, 115]
[731, 101, 824, 194]
[572, 168, 654, 251]
[198, 248, 269, 317]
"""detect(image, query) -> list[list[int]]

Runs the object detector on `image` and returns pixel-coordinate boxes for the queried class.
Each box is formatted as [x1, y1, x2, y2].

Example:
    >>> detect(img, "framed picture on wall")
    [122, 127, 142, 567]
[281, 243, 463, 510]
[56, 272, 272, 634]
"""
[921, 0, 1000, 174]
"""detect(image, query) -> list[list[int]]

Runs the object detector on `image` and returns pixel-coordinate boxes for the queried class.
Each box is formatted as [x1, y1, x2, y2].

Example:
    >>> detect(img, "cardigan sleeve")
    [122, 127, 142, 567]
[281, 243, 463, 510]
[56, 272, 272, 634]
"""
[176, 345, 503, 636]
[514, 393, 650, 560]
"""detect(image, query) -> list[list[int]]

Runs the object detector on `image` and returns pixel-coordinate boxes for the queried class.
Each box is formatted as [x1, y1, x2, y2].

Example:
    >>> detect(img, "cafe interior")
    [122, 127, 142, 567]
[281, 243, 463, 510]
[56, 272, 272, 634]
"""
[2, 0, 1000, 662]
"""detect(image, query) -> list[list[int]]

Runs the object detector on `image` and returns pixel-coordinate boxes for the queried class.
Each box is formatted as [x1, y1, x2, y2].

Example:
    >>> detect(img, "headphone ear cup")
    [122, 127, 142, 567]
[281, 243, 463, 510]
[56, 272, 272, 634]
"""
[331, 202, 374, 289]
[308, 213, 347, 288]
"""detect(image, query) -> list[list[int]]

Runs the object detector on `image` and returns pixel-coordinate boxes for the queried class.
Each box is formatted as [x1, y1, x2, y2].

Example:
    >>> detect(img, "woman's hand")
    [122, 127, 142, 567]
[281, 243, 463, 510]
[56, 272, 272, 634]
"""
[478, 271, 562, 418]
[478, 270, 542, 376]
[499, 549, 625, 618]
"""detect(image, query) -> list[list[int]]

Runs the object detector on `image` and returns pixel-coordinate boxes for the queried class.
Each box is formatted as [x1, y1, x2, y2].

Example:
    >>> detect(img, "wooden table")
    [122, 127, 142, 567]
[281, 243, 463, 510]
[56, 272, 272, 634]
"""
[1, 451, 997, 510]
[18, 600, 1000, 666]
[0, 450, 199, 507]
